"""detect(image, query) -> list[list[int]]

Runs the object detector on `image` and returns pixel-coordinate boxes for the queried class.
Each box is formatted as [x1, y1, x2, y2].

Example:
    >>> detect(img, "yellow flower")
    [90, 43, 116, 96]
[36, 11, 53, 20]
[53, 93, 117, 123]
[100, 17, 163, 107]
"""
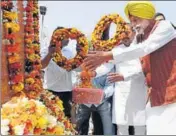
[19, 114, 28, 122]
[8, 54, 20, 64]
[3, 10, 18, 20]
[36, 116, 49, 129]
[25, 78, 35, 84]
[12, 82, 24, 93]
[29, 114, 38, 126]
[36, 106, 47, 116]
[33, 9, 39, 14]
[4, 22, 20, 33]
[32, 43, 39, 47]
[25, 39, 33, 44]
[1, 107, 13, 116]
[27, 54, 40, 61]
[56, 100, 64, 111]
[54, 126, 64, 135]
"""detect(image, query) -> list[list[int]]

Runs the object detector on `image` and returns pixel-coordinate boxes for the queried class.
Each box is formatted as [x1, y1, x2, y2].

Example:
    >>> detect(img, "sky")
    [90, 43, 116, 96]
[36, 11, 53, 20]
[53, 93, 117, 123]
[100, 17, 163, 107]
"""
[39, 1, 176, 41]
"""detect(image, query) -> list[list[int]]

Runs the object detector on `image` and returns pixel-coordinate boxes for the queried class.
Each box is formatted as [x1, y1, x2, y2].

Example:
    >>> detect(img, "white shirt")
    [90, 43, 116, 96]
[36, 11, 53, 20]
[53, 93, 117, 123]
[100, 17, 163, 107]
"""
[40, 38, 76, 92]
[112, 20, 176, 63]
[112, 44, 147, 126]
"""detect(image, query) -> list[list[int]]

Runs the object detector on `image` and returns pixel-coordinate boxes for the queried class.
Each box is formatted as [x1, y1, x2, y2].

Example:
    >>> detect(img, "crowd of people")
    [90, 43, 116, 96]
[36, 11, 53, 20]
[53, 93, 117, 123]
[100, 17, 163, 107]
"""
[40, 1, 176, 135]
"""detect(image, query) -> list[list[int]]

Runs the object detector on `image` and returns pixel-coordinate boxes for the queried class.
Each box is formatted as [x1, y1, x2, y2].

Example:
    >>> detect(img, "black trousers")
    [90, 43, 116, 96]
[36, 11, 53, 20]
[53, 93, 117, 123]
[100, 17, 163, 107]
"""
[75, 111, 103, 135]
[48, 90, 72, 118]
[92, 112, 103, 135]
[76, 99, 115, 135]
[114, 125, 134, 135]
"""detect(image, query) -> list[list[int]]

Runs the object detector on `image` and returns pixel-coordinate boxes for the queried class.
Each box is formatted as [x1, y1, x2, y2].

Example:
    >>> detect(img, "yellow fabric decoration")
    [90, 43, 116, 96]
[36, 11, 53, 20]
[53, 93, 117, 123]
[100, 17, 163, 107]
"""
[124, 1, 156, 19]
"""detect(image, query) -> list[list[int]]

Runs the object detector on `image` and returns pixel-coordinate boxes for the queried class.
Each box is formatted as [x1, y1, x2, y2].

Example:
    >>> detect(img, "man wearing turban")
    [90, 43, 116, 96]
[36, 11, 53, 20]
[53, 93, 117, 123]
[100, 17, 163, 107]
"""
[83, 1, 176, 135]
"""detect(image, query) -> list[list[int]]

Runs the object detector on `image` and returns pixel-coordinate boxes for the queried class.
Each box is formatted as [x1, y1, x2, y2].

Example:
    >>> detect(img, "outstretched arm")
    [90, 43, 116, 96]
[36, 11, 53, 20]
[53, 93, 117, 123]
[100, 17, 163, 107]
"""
[112, 21, 176, 63]
[84, 21, 176, 71]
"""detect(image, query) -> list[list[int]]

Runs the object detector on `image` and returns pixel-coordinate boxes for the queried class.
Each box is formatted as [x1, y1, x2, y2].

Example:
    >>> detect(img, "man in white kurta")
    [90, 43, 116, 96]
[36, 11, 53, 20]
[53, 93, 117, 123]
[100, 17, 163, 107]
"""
[83, 1, 176, 135]
[110, 44, 147, 135]
[109, 28, 147, 135]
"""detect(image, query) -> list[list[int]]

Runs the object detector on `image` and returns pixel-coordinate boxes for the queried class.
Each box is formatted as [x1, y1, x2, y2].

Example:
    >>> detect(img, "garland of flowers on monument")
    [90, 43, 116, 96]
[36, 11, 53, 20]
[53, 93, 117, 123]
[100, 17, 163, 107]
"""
[41, 91, 77, 134]
[24, 0, 42, 99]
[25, 1, 76, 133]
[40, 90, 77, 134]
[1, 1, 76, 135]
[24, 1, 76, 133]
[1, 0, 24, 95]
[1, 95, 76, 135]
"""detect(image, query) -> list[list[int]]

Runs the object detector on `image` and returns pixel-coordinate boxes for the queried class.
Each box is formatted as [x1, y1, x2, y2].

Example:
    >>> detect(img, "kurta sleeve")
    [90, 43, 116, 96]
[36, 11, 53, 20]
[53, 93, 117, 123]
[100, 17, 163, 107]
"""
[123, 60, 144, 81]
[95, 63, 114, 78]
[112, 21, 176, 63]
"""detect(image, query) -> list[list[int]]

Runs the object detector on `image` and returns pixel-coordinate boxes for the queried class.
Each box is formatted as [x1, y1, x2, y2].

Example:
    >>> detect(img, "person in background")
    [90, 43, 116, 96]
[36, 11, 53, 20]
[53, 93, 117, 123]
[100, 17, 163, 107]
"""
[72, 73, 103, 135]
[41, 26, 75, 118]
[109, 24, 147, 135]
[154, 12, 165, 21]
[83, 1, 176, 135]
[155, 12, 176, 29]
[76, 27, 115, 135]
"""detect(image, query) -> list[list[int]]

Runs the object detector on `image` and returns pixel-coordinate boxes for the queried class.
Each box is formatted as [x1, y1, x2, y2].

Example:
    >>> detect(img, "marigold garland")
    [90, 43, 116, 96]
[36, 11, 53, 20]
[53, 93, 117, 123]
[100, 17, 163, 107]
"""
[91, 14, 131, 51]
[3, 22, 20, 33]
[2, 0, 24, 94]
[40, 90, 77, 134]
[3, 10, 18, 20]
[1, 96, 75, 135]
[51, 28, 89, 71]
[1, 1, 13, 11]
[24, 0, 42, 99]
[1, 0, 76, 135]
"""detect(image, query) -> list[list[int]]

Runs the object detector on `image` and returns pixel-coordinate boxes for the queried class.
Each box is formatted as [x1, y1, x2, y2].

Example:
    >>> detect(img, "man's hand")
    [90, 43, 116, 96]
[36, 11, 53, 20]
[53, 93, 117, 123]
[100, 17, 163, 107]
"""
[83, 51, 113, 71]
[48, 45, 56, 57]
[107, 73, 124, 83]
[89, 71, 97, 77]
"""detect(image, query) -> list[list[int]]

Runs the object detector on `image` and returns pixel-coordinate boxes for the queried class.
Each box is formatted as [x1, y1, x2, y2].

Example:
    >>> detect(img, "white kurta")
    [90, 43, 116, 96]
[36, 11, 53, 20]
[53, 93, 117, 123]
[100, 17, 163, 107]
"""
[112, 44, 147, 126]
[146, 101, 176, 135]
[111, 21, 176, 134]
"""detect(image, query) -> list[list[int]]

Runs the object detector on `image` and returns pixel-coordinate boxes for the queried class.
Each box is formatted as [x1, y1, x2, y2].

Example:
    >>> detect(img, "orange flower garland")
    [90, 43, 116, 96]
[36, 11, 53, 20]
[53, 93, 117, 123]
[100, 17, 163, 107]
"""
[1, 1, 13, 11]
[1, 96, 75, 135]
[1, 1, 76, 135]
[2, 0, 24, 94]
[3, 10, 18, 21]
[40, 90, 76, 134]
[24, 0, 42, 99]
[51, 28, 89, 71]
[91, 14, 131, 51]
[78, 66, 94, 88]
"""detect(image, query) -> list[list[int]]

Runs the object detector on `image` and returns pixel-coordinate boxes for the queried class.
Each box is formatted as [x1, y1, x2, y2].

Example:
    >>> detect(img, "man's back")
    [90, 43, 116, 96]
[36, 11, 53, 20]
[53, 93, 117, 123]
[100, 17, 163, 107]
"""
[42, 60, 72, 92]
